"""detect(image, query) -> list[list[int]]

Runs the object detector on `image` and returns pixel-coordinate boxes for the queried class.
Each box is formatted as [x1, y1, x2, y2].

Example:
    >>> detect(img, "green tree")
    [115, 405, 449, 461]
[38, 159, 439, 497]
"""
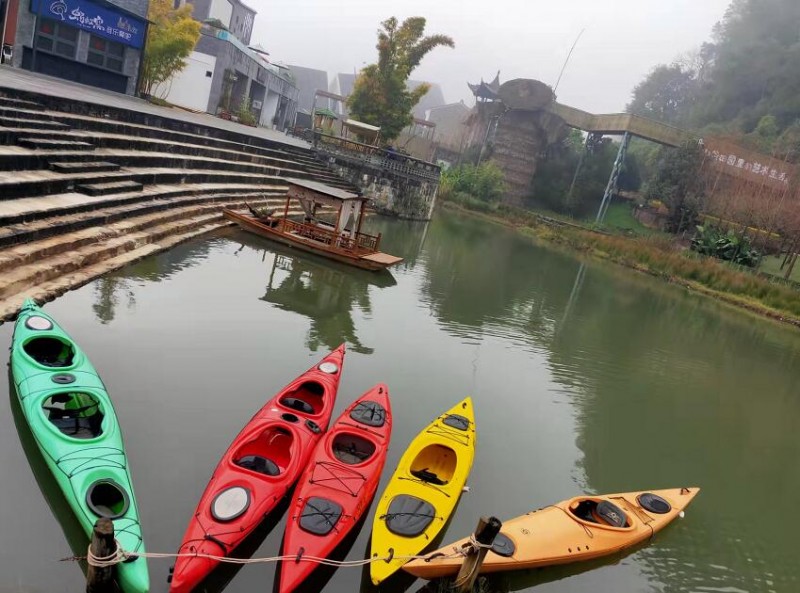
[627, 63, 700, 125]
[347, 17, 454, 143]
[139, 0, 201, 97]
[645, 141, 706, 232]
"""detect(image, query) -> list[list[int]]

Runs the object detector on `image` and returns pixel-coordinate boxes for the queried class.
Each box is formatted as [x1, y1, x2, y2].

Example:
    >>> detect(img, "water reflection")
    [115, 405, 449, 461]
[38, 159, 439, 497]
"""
[254, 241, 395, 355]
[92, 240, 215, 323]
[8, 372, 89, 578]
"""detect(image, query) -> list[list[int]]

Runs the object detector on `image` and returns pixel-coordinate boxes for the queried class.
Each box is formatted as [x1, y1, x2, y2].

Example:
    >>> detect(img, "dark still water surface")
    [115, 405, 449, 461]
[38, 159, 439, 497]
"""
[1, 211, 798, 593]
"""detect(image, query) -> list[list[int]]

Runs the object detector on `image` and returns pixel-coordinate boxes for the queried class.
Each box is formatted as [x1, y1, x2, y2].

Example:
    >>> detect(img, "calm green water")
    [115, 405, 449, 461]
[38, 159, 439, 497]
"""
[1, 211, 799, 593]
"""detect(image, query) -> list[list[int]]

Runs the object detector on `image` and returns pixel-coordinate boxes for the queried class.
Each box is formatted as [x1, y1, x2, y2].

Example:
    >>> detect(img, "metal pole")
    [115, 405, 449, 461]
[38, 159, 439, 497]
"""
[30, 0, 42, 73]
[566, 133, 592, 205]
[1, 0, 10, 63]
[595, 132, 631, 224]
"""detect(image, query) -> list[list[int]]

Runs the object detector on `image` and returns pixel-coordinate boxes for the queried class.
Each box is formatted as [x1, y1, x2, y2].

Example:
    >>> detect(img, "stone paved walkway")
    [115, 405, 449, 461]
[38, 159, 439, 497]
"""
[0, 66, 310, 149]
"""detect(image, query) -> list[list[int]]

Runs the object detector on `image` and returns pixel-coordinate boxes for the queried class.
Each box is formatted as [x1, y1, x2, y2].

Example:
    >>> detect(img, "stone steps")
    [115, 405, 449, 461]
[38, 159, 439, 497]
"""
[0, 146, 352, 190]
[75, 179, 143, 196]
[15, 137, 94, 151]
[0, 116, 70, 130]
[0, 124, 319, 175]
[50, 161, 121, 174]
[0, 166, 291, 200]
[0, 182, 288, 227]
[0, 96, 44, 111]
[0, 186, 286, 247]
[0, 197, 294, 277]
[0, 210, 266, 322]
[2, 106, 322, 168]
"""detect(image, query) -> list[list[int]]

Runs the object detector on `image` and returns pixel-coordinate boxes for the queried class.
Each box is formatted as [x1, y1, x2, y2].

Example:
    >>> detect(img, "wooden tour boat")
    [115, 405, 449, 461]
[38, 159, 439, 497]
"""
[223, 179, 403, 272]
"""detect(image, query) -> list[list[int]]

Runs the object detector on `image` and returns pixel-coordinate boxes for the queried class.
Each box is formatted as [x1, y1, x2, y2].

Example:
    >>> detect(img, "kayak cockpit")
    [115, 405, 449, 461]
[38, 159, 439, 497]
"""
[42, 392, 103, 439]
[280, 381, 326, 415]
[86, 479, 130, 519]
[409, 444, 456, 486]
[569, 499, 630, 528]
[23, 336, 76, 368]
[234, 426, 293, 476]
[332, 433, 376, 465]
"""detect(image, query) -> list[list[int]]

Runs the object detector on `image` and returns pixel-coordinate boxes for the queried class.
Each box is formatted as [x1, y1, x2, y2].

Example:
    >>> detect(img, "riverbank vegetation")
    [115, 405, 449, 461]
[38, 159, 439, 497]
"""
[439, 197, 800, 326]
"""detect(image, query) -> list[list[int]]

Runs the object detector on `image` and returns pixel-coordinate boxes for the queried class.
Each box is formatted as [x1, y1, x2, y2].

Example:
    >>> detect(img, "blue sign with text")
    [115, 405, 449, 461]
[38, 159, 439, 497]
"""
[31, 0, 146, 48]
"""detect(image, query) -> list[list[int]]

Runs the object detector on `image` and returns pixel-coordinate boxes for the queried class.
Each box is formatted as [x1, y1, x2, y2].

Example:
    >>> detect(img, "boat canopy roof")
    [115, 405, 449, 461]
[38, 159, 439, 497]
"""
[287, 179, 367, 208]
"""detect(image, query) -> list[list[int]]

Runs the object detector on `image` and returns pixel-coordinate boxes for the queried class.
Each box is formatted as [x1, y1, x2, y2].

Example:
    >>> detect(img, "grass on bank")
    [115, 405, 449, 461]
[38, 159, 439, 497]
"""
[439, 197, 800, 325]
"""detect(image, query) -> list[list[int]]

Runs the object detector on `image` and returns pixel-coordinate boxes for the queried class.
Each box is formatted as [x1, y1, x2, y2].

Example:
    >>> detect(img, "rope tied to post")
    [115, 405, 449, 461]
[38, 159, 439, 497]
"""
[69, 542, 465, 569]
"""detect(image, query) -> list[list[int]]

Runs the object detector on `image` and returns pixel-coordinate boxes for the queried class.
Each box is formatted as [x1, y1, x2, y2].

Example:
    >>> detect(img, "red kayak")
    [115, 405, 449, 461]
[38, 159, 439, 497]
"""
[279, 384, 392, 593]
[169, 345, 346, 593]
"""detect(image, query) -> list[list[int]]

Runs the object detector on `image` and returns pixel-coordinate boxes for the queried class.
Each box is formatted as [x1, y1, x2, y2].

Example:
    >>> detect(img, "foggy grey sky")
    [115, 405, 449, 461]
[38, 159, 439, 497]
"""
[250, 0, 732, 114]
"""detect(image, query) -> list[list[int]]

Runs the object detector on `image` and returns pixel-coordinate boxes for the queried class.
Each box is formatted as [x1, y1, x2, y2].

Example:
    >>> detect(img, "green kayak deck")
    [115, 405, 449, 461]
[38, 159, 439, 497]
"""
[10, 299, 149, 593]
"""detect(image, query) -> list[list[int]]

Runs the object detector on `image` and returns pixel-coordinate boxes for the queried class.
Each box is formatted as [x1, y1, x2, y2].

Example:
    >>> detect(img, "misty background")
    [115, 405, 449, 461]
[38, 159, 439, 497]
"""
[252, 0, 732, 113]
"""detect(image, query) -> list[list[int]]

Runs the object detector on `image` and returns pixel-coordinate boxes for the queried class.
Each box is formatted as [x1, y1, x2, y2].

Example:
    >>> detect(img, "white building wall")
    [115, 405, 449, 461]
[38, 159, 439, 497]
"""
[158, 52, 216, 112]
[260, 91, 280, 127]
[209, 0, 233, 26]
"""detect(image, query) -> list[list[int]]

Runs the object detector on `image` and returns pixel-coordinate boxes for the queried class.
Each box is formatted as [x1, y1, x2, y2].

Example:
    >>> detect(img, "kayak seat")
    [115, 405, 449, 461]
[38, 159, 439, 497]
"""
[42, 393, 103, 439]
[594, 501, 628, 528]
[281, 397, 314, 414]
[24, 337, 75, 368]
[280, 381, 325, 415]
[409, 444, 456, 485]
[410, 468, 447, 485]
[572, 500, 600, 524]
[332, 433, 376, 465]
[236, 455, 280, 476]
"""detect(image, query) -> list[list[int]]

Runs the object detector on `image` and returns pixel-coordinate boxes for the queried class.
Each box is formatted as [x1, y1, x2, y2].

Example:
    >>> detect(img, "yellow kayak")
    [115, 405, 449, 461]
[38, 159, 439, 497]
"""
[403, 487, 700, 579]
[369, 397, 476, 585]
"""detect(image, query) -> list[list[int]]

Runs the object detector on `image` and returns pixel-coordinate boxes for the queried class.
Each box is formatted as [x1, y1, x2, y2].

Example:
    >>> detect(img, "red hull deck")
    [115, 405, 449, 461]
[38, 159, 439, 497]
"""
[279, 385, 392, 592]
[169, 346, 346, 593]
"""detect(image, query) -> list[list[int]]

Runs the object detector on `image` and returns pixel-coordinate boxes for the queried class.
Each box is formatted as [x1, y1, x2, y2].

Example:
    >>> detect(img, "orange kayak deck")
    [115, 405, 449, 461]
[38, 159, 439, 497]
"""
[403, 487, 700, 579]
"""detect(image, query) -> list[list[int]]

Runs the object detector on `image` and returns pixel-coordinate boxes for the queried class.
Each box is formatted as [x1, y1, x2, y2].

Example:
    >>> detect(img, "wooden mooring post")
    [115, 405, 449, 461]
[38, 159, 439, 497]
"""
[86, 518, 116, 593]
[454, 516, 502, 593]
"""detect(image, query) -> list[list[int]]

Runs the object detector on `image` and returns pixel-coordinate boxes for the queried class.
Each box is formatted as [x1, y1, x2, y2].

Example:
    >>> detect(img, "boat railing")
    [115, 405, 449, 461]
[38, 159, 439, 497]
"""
[281, 218, 381, 253]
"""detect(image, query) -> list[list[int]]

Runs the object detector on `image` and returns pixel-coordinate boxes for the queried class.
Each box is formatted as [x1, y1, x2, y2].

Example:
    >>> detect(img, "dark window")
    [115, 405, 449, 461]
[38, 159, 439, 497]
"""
[36, 18, 77, 59]
[205, 70, 212, 77]
[87, 34, 125, 72]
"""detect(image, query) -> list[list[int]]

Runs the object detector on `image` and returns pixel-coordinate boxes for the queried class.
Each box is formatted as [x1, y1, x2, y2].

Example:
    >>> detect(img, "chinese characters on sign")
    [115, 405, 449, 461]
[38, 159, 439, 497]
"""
[32, 0, 145, 48]
[705, 148, 789, 185]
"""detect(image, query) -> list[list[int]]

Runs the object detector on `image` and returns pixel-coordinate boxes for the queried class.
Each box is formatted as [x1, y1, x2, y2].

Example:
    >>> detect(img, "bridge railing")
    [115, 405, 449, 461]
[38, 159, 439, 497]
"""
[313, 132, 441, 182]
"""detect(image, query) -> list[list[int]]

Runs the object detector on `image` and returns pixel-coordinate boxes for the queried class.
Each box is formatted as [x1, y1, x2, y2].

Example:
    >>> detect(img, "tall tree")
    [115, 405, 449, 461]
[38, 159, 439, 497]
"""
[139, 0, 201, 97]
[645, 141, 707, 232]
[348, 17, 454, 143]
[627, 64, 701, 125]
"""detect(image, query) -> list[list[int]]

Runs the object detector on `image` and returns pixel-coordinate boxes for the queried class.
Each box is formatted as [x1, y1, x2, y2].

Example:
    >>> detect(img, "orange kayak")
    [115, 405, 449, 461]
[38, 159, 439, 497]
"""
[403, 487, 699, 579]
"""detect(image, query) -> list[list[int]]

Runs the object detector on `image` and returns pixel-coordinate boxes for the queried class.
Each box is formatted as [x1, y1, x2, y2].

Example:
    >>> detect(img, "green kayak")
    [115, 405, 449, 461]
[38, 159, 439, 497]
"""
[10, 299, 149, 593]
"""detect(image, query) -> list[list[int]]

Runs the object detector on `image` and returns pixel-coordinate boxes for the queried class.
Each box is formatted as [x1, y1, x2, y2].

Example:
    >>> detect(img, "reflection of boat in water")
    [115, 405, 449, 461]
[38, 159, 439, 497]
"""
[259, 246, 395, 354]
[224, 180, 403, 271]
[8, 371, 89, 579]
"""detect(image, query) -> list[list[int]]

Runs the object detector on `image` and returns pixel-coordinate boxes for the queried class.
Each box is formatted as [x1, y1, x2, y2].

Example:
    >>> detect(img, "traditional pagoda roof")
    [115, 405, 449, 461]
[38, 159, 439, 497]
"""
[468, 71, 501, 101]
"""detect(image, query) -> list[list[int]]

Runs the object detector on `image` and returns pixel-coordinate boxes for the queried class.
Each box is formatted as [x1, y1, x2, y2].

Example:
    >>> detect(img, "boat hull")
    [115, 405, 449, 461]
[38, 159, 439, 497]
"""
[279, 385, 393, 593]
[369, 397, 476, 585]
[223, 209, 402, 271]
[169, 346, 345, 593]
[402, 487, 700, 579]
[11, 299, 149, 593]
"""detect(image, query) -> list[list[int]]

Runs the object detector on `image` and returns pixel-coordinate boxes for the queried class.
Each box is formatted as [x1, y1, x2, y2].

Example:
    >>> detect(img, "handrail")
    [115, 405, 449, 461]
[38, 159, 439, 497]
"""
[280, 218, 379, 253]
[312, 132, 441, 182]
